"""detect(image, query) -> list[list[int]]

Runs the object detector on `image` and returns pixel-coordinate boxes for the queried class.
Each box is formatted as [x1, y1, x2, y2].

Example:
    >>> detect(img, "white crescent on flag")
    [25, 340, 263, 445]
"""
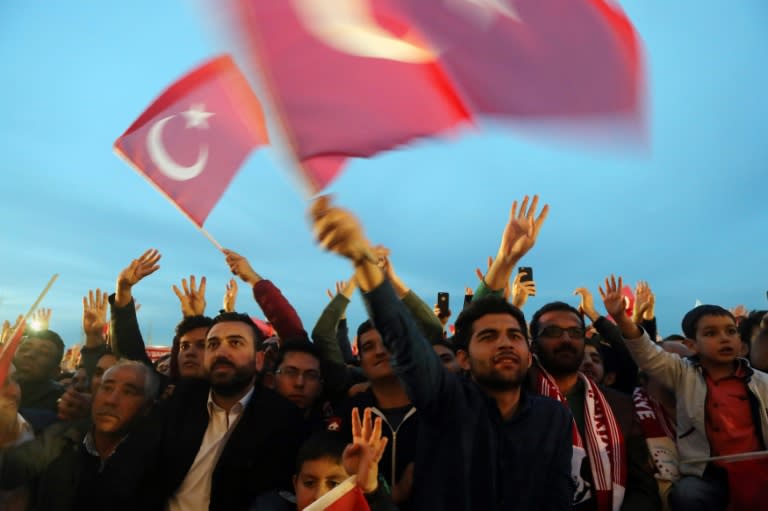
[146, 105, 214, 181]
[292, 0, 436, 62]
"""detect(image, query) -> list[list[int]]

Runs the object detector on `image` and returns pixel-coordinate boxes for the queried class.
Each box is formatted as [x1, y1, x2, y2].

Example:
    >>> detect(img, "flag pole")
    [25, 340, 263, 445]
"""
[113, 147, 224, 252]
[0, 274, 58, 360]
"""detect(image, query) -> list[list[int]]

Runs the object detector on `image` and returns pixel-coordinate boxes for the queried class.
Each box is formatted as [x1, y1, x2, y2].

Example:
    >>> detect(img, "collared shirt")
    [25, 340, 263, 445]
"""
[704, 362, 762, 457]
[166, 385, 255, 511]
[82, 428, 128, 473]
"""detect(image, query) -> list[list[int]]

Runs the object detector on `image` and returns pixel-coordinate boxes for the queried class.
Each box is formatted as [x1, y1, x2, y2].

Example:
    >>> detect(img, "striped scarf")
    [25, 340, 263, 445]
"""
[632, 387, 679, 482]
[536, 364, 626, 511]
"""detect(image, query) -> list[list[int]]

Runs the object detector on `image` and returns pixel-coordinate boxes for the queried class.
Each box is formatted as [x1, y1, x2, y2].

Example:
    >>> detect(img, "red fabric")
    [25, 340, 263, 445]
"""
[114, 55, 268, 226]
[324, 486, 370, 511]
[0, 319, 26, 385]
[704, 366, 762, 458]
[251, 280, 307, 341]
[724, 458, 768, 511]
[396, 0, 642, 125]
[229, 0, 471, 191]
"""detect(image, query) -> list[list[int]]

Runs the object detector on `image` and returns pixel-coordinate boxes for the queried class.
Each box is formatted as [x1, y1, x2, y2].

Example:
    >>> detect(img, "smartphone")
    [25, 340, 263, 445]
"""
[518, 267, 535, 296]
[437, 292, 450, 317]
[463, 292, 473, 310]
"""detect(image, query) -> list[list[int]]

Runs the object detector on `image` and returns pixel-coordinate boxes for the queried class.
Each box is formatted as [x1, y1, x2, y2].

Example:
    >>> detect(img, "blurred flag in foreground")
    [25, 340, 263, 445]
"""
[219, 0, 643, 190]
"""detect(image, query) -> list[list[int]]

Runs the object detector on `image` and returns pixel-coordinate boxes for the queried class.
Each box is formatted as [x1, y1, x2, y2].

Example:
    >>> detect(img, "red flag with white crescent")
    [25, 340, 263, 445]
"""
[114, 55, 268, 226]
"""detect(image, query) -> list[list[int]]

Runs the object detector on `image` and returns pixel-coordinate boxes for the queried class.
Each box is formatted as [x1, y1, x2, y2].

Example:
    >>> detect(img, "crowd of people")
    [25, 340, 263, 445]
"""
[1, 194, 766, 511]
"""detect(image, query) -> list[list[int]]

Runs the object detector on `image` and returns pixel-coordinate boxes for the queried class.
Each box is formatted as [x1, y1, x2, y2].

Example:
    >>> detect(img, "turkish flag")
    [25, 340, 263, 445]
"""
[0, 319, 26, 386]
[228, 0, 471, 191]
[395, 0, 643, 119]
[303, 477, 370, 511]
[114, 55, 268, 226]
[723, 458, 768, 511]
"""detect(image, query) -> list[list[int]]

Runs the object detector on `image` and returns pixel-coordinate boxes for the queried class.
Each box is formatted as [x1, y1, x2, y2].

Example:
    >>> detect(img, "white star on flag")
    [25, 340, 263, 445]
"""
[182, 104, 215, 129]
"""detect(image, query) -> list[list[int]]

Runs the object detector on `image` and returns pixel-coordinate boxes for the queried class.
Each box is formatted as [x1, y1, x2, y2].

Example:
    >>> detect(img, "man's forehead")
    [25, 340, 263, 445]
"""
[282, 350, 320, 368]
[21, 337, 56, 351]
[180, 327, 209, 342]
[103, 366, 144, 387]
[539, 310, 581, 326]
[474, 313, 523, 331]
[207, 321, 253, 339]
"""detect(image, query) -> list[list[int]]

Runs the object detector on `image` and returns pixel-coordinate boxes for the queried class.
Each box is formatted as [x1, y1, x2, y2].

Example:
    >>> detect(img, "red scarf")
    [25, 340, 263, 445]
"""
[536, 365, 626, 511]
[632, 387, 680, 482]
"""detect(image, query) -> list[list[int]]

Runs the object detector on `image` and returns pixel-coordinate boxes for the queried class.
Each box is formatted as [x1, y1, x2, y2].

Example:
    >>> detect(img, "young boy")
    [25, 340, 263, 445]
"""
[251, 408, 395, 511]
[601, 276, 768, 511]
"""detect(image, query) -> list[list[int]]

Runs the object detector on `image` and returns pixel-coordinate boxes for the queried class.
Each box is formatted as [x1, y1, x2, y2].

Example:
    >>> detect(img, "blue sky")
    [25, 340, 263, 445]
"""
[1, 1, 766, 347]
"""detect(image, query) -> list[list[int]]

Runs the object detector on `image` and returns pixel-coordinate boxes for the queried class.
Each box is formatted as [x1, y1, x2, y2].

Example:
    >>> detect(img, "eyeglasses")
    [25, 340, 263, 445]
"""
[538, 326, 585, 339]
[275, 367, 322, 383]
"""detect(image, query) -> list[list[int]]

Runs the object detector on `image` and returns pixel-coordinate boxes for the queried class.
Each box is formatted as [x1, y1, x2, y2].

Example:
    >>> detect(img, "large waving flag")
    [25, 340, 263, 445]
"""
[396, 0, 642, 118]
[228, 0, 471, 191]
[220, 0, 643, 190]
[114, 55, 268, 228]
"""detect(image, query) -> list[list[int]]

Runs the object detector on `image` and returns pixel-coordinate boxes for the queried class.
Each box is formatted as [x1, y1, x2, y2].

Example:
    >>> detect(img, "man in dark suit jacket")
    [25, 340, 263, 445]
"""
[141, 312, 303, 511]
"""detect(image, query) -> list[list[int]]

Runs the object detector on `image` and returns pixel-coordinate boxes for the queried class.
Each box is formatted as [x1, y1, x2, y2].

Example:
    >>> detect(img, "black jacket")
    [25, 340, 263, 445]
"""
[0, 420, 154, 511]
[140, 379, 303, 511]
[362, 280, 574, 511]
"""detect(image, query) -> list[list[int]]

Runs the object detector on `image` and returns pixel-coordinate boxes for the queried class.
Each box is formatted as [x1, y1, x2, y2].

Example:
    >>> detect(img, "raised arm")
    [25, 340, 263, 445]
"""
[80, 289, 110, 376]
[313, 279, 356, 367]
[110, 249, 161, 365]
[374, 246, 444, 341]
[224, 249, 307, 340]
[309, 196, 455, 413]
[601, 275, 685, 389]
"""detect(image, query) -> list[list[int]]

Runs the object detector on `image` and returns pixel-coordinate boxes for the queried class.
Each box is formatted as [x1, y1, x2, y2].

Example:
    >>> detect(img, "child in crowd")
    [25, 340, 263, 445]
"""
[607, 284, 768, 511]
[251, 408, 395, 511]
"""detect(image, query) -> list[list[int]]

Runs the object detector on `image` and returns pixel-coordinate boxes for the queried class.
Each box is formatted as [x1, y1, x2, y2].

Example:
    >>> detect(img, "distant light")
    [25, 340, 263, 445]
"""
[28, 319, 43, 331]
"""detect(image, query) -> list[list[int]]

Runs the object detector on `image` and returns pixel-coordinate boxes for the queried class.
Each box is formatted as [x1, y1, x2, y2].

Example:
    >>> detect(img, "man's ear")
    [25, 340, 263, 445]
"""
[683, 338, 697, 354]
[603, 372, 617, 387]
[740, 342, 750, 357]
[262, 371, 275, 389]
[530, 339, 541, 355]
[456, 349, 471, 371]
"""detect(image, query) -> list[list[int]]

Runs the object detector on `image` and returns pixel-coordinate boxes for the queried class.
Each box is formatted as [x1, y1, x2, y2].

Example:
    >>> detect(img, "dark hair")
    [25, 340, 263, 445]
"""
[739, 310, 768, 347]
[431, 338, 457, 354]
[454, 295, 528, 351]
[24, 329, 65, 367]
[170, 315, 213, 380]
[662, 334, 686, 343]
[273, 339, 322, 371]
[357, 320, 375, 339]
[681, 305, 735, 339]
[209, 312, 265, 348]
[530, 302, 585, 340]
[295, 430, 348, 474]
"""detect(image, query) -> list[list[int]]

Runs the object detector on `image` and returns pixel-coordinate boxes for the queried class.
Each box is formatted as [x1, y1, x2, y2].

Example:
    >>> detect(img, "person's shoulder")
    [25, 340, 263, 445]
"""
[527, 393, 570, 417]
[250, 386, 303, 420]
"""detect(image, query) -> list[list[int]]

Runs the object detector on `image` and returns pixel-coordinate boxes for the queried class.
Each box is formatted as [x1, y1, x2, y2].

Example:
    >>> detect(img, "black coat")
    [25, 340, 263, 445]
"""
[140, 379, 303, 511]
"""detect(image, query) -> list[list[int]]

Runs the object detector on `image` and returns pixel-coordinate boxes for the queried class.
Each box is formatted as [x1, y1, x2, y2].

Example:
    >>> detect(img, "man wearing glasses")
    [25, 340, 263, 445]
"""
[269, 339, 325, 418]
[529, 302, 659, 511]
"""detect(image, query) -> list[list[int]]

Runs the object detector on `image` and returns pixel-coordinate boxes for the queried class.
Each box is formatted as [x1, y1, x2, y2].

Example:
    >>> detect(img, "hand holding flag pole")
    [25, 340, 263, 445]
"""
[0, 274, 59, 385]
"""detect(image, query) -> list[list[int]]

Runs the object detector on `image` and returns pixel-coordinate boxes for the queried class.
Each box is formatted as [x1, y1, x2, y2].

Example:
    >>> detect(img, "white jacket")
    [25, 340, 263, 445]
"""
[623, 330, 768, 477]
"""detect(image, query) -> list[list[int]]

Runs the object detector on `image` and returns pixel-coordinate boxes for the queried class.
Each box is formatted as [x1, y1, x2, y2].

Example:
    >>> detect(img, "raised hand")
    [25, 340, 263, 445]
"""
[485, 196, 548, 292]
[311, 196, 382, 292]
[633, 281, 656, 323]
[57, 387, 92, 421]
[311, 196, 372, 263]
[511, 271, 536, 309]
[223, 249, 262, 286]
[498, 195, 549, 262]
[433, 305, 451, 327]
[116, 249, 161, 307]
[599, 275, 626, 321]
[223, 279, 238, 313]
[327, 279, 357, 301]
[30, 308, 52, 331]
[83, 289, 108, 339]
[342, 407, 389, 494]
[574, 287, 599, 322]
[172, 276, 207, 318]
[731, 304, 748, 319]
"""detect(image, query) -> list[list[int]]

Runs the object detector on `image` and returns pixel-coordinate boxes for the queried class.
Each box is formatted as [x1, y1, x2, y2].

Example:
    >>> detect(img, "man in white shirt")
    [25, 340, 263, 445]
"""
[144, 312, 303, 511]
